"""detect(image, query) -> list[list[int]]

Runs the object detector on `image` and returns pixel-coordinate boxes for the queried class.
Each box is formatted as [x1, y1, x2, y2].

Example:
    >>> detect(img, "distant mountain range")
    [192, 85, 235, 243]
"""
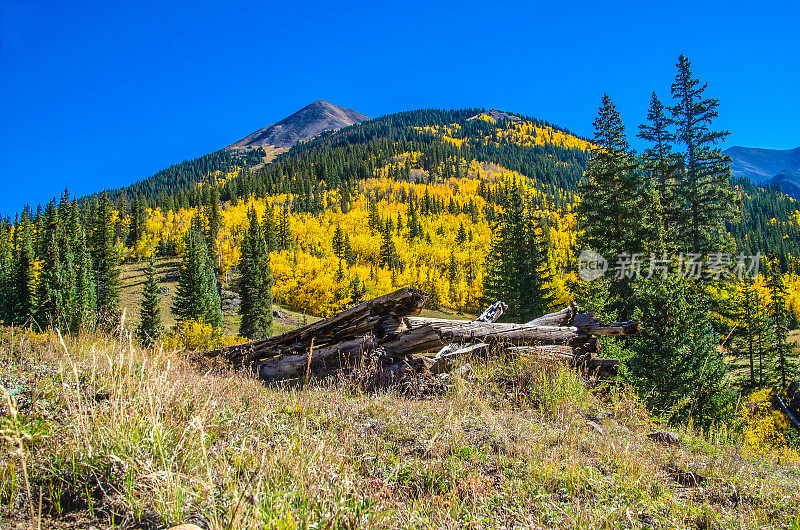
[228, 100, 369, 149]
[725, 145, 800, 198]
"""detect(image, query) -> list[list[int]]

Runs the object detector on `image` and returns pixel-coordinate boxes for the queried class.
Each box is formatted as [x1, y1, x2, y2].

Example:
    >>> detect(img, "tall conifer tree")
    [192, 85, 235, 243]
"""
[669, 55, 736, 253]
[767, 260, 794, 387]
[626, 277, 733, 428]
[137, 260, 163, 347]
[91, 192, 121, 325]
[12, 209, 36, 326]
[483, 185, 554, 321]
[577, 94, 658, 259]
[238, 208, 274, 339]
[638, 92, 682, 249]
[172, 221, 222, 328]
[72, 227, 96, 332]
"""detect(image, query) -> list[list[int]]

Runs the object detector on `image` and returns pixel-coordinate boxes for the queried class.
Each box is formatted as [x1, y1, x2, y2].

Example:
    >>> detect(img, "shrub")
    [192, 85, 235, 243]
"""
[163, 320, 239, 352]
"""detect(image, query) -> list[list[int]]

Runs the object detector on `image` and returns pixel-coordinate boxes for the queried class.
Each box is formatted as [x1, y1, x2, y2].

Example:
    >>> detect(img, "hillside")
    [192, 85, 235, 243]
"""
[107, 108, 592, 320]
[726, 145, 800, 197]
[3, 328, 799, 528]
[228, 100, 369, 149]
[772, 168, 800, 198]
[18, 105, 794, 322]
[97, 101, 368, 204]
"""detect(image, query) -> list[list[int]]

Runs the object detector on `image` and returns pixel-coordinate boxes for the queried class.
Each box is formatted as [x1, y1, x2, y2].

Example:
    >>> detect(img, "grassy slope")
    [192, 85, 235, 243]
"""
[1, 330, 799, 528]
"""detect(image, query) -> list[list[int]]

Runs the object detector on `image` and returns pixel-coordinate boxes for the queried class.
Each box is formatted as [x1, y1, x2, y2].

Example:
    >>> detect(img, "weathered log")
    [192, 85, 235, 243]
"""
[204, 288, 636, 385]
[526, 303, 578, 327]
[381, 317, 584, 358]
[256, 336, 374, 381]
[208, 287, 429, 366]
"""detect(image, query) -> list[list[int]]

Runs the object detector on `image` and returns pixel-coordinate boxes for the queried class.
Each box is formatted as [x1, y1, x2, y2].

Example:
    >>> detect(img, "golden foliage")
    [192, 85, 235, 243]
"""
[163, 320, 240, 352]
[737, 388, 800, 461]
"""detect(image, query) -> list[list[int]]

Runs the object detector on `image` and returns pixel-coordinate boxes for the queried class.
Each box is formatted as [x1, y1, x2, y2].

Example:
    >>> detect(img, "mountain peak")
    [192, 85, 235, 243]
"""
[726, 145, 800, 198]
[229, 101, 369, 150]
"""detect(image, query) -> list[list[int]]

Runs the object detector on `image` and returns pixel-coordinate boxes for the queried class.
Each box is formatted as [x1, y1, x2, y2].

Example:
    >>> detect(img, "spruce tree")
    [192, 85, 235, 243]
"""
[626, 276, 733, 428]
[732, 276, 760, 388]
[767, 260, 793, 387]
[483, 185, 554, 321]
[638, 92, 682, 249]
[12, 210, 36, 326]
[276, 203, 291, 251]
[0, 227, 13, 324]
[378, 224, 401, 270]
[332, 224, 344, 258]
[137, 260, 163, 347]
[91, 192, 121, 325]
[238, 208, 274, 339]
[262, 204, 277, 253]
[669, 55, 737, 253]
[577, 94, 659, 259]
[172, 221, 222, 328]
[35, 234, 66, 329]
[72, 227, 96, 332]
[521, 216, 556, 320]
[205, 186, 221, 275]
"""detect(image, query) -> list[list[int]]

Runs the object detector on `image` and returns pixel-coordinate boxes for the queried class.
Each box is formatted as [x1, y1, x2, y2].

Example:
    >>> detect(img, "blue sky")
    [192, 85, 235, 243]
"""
[0, 0, 798, 214]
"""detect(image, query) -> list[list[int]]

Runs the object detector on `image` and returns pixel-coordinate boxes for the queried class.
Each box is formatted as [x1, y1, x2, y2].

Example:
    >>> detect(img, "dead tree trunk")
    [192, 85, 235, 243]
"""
[208, 287, 428, 368]
[203, 288, 636, 383]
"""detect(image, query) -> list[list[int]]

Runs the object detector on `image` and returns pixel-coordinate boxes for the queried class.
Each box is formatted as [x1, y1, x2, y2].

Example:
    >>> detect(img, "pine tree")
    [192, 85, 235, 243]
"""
[72, 227, 96, 332]
[669, 55, 737, 253]
[172, 222, 222, 328]
[457, 222, 467, 245]
[577, 94, 659, 259]
[276, 203, 291, 251]
[368, 200, 380, 232]
[332, 224, 345, 258]
[521, 216, 556, 320]
[483, 185, 554, 321]
[732, 276, 759, 388]
[205, 186, 221, 274]
[638, 92, 682, 249]
[262, 204, 277, 253]
[91, 192, 121, 326]
[238, 208, 274, 339]
[137, 260, 163, 347]
[626, 276, 733, 428]
[12, 210, 36, 326]
[767, 260, 793, 387]
[35, 234, 66, 329]
[379, 224, 401, 270]
[0, 226, 13, 324]
[126, 194, 146, 249]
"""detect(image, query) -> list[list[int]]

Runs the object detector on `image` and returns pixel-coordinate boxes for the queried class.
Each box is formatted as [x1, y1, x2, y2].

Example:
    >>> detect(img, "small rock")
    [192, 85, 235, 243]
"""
[648, 431, 680, 446]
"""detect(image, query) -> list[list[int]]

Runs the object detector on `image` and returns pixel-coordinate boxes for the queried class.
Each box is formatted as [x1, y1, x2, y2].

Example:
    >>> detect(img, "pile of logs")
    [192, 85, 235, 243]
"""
[205, 287, 638, 386]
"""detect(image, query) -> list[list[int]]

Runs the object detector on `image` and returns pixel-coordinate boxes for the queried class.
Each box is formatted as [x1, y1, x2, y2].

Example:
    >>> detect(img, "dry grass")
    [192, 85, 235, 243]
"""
[1, 329, 799, 529]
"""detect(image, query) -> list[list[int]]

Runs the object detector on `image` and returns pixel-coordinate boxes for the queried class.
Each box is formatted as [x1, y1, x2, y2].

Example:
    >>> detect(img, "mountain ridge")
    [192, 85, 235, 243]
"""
[725, 145, 800, 197]
[228, 100, 369, 150]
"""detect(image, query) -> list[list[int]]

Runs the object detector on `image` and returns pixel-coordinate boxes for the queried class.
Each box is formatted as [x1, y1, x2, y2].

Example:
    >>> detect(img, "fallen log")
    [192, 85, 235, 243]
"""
[204, 289, 635, 385]
[381, 318, 582, 358]
[208, 287, 428, 367]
